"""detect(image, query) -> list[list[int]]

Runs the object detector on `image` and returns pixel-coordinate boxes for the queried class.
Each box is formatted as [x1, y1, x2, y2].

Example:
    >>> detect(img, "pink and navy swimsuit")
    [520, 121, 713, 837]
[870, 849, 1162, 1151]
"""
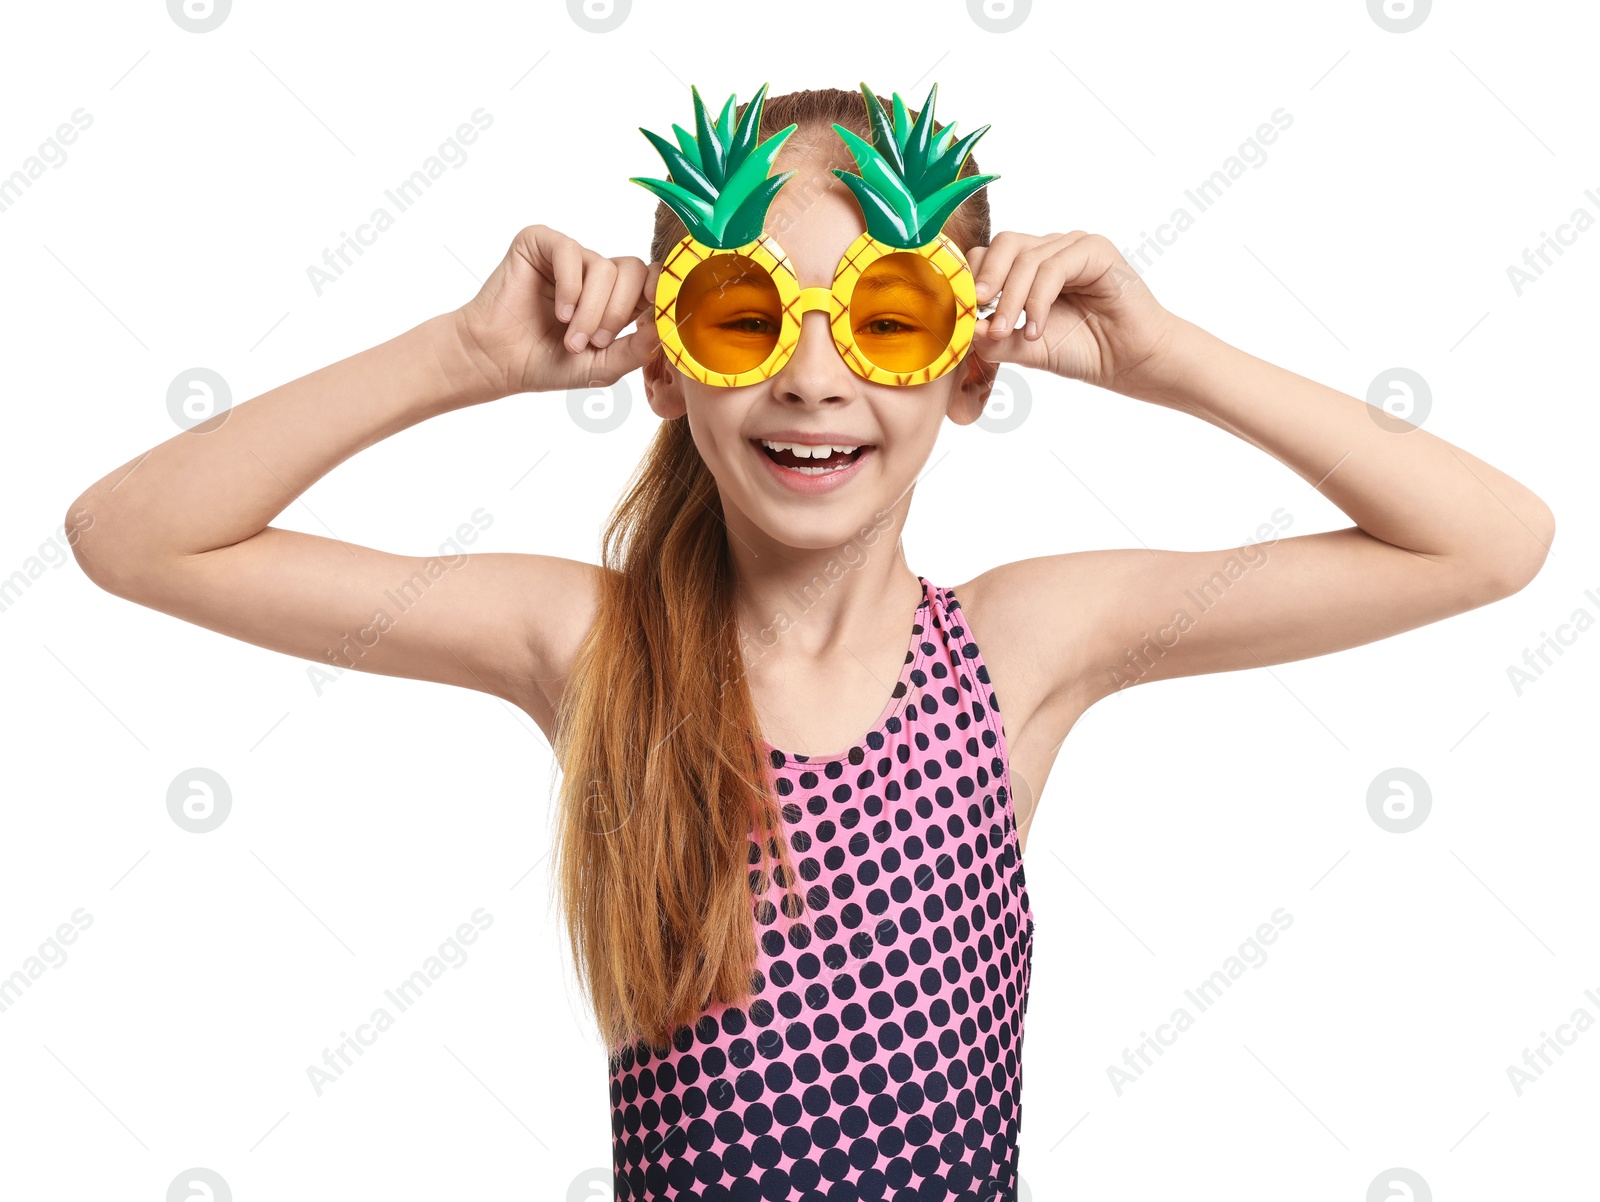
[609, 576, 1036, 1200]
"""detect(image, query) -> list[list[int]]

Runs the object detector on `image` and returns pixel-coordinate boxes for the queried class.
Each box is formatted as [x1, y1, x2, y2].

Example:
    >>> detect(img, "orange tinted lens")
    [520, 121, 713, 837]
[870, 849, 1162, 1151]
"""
[848, 251, 958, 373]
[675, 253, 783, 375]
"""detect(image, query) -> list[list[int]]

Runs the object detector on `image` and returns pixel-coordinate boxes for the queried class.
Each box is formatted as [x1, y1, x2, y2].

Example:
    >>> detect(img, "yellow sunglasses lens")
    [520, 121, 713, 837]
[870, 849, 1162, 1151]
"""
[848, 251, 959, 374]
[674, 253, 783, 375]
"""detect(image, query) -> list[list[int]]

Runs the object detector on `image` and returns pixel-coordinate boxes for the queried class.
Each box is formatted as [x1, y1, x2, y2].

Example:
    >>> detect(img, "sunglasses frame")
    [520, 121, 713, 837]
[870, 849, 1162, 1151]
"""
[653, 229, 980, 388]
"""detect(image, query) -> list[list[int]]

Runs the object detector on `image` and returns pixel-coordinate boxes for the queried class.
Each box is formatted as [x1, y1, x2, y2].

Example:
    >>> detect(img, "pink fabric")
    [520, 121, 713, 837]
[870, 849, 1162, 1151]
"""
[610, 576, 1035, 1200]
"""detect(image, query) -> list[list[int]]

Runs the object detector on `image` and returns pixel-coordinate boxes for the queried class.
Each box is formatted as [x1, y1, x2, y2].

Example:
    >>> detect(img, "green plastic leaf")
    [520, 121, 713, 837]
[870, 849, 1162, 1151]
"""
[831, 80, 1000, 247]
[632, 84, 801, 248]
[832, 125, 917, 224]
[912, 173, 999, 245]
[920, 124, 990, 196]
[714, 92, 737, 149]
[830, 169, 913, 245]
[639, 128, 716, 202]
[904, 83, 938, 187]
[857, 82, 903, 177]
[691, 86, 724, 189]
[630, 175, 715, 239]
[715, 122, 797, 231]
[725, 82, 773, 176]
[671, 123, 700, 164]
[722, 171, 795, 246]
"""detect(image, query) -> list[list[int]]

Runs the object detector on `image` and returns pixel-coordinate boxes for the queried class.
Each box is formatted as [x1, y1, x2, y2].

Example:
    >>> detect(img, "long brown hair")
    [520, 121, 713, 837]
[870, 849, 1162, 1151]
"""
[551, 85, 997, 1056]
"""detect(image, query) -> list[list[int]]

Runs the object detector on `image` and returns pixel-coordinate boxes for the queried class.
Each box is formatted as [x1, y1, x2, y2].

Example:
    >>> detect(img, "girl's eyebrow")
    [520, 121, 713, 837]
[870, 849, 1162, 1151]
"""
[853, 274, 941, 301]
[710, 281, 781, 302]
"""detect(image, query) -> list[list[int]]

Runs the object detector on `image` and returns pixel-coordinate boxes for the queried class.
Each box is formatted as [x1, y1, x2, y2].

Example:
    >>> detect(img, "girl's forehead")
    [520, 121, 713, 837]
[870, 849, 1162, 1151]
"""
[764, 167, 865, 285]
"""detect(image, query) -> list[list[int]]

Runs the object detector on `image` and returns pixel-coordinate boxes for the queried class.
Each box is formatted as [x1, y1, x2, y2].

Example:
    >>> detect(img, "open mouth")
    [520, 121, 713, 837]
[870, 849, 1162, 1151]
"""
[755, 439, 872, 476]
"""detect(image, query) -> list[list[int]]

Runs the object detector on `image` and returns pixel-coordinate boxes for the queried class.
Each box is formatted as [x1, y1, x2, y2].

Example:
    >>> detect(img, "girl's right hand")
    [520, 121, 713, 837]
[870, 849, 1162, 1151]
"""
[454, 224, 662, 397]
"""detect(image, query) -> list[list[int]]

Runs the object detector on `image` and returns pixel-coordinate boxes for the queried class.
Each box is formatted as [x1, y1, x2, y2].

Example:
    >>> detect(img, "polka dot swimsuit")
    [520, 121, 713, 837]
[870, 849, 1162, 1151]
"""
[609, 577, 1036, 1201]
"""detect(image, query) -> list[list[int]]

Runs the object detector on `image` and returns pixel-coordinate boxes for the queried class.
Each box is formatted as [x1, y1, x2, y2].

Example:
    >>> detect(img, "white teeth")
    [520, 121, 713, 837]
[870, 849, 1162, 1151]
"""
[759, 439, 862, 458]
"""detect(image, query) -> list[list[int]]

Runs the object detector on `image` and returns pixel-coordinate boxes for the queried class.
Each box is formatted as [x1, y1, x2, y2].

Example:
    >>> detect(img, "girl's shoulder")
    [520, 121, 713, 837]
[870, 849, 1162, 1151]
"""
[950, 556, 1116, 850]
[950, 555, 1098, 697]
[499, 555, 611, 736]
[947, 553, 1115, 749]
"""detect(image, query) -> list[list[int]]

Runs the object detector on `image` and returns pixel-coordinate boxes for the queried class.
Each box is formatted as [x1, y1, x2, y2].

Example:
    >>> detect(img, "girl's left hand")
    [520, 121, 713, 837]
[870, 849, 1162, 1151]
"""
[967, 231, 1181, 394]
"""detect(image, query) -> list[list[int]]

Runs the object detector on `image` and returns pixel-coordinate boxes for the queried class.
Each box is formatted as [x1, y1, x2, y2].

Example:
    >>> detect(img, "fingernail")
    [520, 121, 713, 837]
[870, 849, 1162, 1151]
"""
[568, 331, 589, 351]
[991, 315, 1009, 334]
[558, 303, 575, 322]
[591, 329, 612, 348]
[1025, 320, 1038, 339]
[974, 281, 992, 300]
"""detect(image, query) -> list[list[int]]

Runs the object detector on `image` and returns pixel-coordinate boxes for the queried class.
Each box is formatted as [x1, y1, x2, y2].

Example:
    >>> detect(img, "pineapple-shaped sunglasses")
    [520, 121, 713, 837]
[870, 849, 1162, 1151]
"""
[631, 81, 999, 387]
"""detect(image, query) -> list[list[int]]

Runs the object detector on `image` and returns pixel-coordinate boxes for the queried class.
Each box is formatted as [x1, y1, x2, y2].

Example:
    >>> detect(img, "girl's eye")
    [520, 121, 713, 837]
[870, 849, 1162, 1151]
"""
[860, 317, 918, 336]
[721, 316, 777, 335]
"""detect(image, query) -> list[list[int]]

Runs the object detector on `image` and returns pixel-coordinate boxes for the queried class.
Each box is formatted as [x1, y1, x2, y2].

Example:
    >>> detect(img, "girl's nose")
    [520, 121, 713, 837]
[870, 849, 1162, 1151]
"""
[774, 310, 855, 402]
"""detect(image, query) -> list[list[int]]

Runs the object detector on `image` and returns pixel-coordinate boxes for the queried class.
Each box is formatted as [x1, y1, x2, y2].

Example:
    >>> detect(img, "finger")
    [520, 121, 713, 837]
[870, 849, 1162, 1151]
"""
[1021, 251, 1080, 341]
[1036, 238, 1126, 343]
[604, 315, 662, 376]
[988, 246, 1047, 339]
[970, 314, 1050, 371]
[579, 315, 659, 385]
[997, 234, 1084, 331]
[633, 262, 663, 324]
[527, 226, 584, 323]
[972, 232, 1026, 305]
[565, 255, 618, 352]
[589, 256, 649, 349]
[1066, 233, 1130, 299]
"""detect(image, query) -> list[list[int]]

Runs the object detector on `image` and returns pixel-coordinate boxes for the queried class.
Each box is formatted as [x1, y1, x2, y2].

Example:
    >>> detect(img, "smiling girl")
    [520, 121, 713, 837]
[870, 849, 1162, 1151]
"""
[69, 82, 1553, 1200]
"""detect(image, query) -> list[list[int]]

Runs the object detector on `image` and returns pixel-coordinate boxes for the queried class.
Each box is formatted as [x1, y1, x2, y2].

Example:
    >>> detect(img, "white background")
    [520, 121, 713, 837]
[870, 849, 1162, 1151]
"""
[2, 1, 1596, 1198]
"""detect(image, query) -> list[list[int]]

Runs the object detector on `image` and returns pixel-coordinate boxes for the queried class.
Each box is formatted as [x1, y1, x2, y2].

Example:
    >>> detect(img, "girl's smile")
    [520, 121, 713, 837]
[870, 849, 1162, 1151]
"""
[750, 432, 876, 494]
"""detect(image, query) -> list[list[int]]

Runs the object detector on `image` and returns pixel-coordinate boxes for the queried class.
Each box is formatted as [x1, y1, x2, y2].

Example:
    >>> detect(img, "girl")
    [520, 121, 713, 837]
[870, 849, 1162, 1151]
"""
[69, 84, 1553, 1200]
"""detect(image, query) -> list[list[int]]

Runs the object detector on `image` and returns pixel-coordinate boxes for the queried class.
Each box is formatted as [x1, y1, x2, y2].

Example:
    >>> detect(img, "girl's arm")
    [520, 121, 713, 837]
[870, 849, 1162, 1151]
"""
[957, 232, 1554, 723]
[68, 225, 659, 735]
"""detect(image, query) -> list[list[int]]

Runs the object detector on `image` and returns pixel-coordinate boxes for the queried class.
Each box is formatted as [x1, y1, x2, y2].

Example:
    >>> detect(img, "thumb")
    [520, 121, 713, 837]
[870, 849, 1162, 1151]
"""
[970, 318, 1051, 371]
[584, 317, 661, 385]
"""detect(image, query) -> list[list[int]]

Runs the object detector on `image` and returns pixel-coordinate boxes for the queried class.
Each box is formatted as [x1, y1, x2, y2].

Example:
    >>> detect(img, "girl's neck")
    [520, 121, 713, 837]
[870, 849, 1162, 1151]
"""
[729, 542, 924, 665]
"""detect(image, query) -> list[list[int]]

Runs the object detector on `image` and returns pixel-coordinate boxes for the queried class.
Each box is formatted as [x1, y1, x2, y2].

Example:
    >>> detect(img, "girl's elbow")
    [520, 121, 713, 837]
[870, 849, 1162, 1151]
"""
[1480, 497, 1555, 600]
[65, 496, 141, 598]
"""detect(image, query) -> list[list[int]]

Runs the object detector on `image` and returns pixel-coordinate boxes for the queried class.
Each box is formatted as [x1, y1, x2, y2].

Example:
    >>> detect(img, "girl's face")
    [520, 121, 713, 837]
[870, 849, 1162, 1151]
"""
[643, 158, 994, 553]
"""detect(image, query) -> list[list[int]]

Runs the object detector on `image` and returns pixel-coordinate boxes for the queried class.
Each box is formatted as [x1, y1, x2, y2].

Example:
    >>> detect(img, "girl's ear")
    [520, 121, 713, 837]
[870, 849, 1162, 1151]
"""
[945, 353, 996, 427]
[642, 349, 687, 419]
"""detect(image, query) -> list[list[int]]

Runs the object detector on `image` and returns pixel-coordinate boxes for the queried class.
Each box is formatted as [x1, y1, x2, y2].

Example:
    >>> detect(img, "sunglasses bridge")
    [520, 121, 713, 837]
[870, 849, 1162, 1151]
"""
[795, 286, 839, 315]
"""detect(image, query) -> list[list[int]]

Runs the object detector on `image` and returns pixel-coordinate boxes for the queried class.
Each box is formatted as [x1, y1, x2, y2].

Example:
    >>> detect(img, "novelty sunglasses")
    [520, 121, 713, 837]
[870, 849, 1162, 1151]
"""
[631, 81, 1000, 388]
